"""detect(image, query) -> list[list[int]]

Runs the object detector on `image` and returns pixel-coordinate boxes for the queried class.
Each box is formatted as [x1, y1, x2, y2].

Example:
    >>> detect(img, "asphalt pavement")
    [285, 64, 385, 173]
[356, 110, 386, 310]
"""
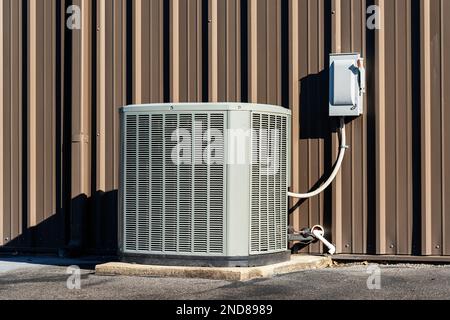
[0, 256, 449, 300]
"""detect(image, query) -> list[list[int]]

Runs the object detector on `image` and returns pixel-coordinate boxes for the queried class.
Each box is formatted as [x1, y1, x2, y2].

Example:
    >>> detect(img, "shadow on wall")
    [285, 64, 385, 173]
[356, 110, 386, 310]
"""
[299, 70, 332, 140]
[299, 70, 357, 140]
[288, 70, 336, 251]
[0, 191, 118, 256]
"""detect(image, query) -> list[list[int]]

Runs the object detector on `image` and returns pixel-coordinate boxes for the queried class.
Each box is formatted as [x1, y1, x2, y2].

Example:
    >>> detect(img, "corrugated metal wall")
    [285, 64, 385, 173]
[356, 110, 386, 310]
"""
[0, 0, 449, 257]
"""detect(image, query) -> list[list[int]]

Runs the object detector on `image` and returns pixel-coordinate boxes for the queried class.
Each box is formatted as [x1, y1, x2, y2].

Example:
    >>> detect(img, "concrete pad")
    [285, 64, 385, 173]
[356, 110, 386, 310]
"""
[95, 255, 332, 281]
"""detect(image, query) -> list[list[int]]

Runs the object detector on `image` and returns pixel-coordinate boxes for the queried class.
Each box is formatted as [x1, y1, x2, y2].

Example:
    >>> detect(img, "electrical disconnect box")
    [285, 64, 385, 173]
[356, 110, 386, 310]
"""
[329, 53, 365, 117]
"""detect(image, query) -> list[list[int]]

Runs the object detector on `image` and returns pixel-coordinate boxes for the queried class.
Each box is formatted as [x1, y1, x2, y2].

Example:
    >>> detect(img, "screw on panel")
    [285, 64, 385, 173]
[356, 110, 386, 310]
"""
[390, 244, 395, 249]
[436, 245, 441, 249]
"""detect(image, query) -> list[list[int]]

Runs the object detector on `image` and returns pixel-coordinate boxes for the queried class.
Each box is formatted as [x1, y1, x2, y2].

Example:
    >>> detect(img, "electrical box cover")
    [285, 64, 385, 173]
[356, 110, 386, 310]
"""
[329, 53, 365, 117]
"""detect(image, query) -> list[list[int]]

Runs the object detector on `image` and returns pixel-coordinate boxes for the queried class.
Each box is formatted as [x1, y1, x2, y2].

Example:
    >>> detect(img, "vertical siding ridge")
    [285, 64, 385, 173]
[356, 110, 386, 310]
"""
[51, 0, 56, 218]
[361, 0, 368, 252]
[80, 0, 91, 196]
[349, 1, 355, 248]
[375, 0, 387, 254]
[187, 0, 191, 102]
[351, 110, 355, 250]
[28, 0, 37, 227]
[186, 2, 190, 101]
[443, 0, 450, 255]
[406, 0, 413, 252]
[289, 0, 300, 229]
[0, 0, 4, 244]
[236, 0, 241, 101]
[209, 0, 218, 102]
[111, 1, 116, 187]
[331, 0, 343, 252]
[421, 0, 432, 255]
[265, 0, 268, 104]
[394, 0, 399, 252]
[249, 0, 257, 102]
[170, 0, 179, 102]
[18, 0, 23, 236]
[133, 0, 142, 103]
[159, 0, 164, 101]
[225, 0, 229, 99]
[43, 1, 48, 219]
[440, 0, 445, 255]
[97, 0, 106, 191]
[306, 0, 311, 232]
[277, 0, 281, 105]
[148, 0, 152, 101]
[265, 0, 269, 104]
[350, 0, 353, 50]
[196, 0, 202, 100]
[318, 0, 324, 230]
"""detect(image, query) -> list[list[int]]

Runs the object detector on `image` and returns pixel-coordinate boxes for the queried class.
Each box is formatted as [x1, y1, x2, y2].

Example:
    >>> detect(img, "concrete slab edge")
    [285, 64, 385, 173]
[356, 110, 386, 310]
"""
[95, 255, 332, 281]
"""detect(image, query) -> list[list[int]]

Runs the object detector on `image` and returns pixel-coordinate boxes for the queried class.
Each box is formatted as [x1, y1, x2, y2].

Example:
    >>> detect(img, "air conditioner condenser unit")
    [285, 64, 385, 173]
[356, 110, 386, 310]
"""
[119, 103, 291, 267]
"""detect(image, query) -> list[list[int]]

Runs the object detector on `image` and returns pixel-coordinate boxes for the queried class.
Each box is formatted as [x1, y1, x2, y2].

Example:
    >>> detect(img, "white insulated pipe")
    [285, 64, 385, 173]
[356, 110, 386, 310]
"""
[288, 118, 347, 199]
[311, 225, 336, 255]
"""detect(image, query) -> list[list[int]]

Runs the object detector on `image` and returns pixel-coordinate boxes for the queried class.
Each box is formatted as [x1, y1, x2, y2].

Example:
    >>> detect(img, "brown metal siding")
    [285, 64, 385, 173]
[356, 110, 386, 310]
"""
[28, 0, 58, 234]
[217, 0, 241, 102]
[0, 0, 23, 246]
[376, 0, 413, 255]
[292, 0, 329, 254]
[443, 0, 450, 257]
[1, 0, 450, 257]
[339, 0, 366, 254]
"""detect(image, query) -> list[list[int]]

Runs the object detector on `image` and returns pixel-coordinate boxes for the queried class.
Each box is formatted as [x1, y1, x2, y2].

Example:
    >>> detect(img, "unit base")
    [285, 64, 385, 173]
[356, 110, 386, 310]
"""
[119, 251, 291, 268]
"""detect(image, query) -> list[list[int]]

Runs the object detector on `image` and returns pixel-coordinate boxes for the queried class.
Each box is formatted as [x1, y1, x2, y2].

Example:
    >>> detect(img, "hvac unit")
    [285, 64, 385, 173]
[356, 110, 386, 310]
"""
[119, 103, 291, 267]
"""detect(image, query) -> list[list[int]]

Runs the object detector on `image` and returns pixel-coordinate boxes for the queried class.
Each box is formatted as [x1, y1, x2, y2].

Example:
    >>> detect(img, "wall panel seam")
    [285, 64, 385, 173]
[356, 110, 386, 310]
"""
[0, 0, 4, 245]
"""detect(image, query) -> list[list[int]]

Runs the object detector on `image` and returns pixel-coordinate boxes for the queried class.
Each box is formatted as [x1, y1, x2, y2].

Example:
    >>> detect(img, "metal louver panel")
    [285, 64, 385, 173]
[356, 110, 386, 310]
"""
[138, 115, 150, 251]
[125, 115, 137, 250]
[209, 114, 225, 253]
[250, 113, 288, 254]
[123, 112, 226, 255]
[150, 115, 163, 251]
[178, 114, 193, 253]
[194, 114, 208, 253]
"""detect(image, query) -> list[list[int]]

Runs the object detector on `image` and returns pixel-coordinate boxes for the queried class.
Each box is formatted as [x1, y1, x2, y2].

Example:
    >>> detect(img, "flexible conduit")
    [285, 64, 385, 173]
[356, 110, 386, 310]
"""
[288, 117, 347, 199]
